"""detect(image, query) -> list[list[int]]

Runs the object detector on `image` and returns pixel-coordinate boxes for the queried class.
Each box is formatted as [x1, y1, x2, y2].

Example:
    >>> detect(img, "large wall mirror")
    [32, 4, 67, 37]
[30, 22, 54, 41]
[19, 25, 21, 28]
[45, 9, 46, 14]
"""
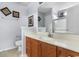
[54, 6, 79, 35]
[38, 2, 79, 35]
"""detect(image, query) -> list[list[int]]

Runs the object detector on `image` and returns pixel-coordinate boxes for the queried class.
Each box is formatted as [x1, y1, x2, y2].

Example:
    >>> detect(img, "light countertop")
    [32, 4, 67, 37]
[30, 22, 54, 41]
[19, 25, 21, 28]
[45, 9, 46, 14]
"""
[25, 31, 79, 53]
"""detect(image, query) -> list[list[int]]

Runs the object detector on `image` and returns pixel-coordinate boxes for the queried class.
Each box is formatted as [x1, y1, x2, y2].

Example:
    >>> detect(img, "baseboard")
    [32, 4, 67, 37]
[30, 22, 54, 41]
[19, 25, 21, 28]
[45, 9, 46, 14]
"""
[0, 46, 17, 52]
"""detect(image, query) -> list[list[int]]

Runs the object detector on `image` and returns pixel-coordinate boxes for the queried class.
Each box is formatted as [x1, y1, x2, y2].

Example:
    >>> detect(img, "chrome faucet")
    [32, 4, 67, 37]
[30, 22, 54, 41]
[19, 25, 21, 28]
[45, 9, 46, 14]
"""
[48, 32, 53, 38]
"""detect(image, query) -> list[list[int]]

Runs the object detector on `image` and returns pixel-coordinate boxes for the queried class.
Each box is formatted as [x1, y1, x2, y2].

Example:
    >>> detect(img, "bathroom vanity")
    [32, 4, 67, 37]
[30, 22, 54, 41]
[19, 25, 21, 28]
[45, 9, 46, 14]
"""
[25, 32, 79, 57]
[25, 2, 79, 57]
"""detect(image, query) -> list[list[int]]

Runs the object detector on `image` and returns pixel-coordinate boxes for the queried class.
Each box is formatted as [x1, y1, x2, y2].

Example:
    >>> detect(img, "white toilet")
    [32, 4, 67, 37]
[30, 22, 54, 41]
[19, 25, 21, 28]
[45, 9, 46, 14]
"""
[15, 40, 22, 51]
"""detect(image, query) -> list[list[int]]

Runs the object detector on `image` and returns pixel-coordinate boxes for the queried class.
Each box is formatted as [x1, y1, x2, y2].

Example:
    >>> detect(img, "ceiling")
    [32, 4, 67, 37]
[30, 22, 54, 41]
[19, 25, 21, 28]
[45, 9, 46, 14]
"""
[38, 2, 79, 13]
[16, 2, 30, 6]
[38, 8, 52, 13]
[16, 2, 79, 13]
[16, 2, 79, 9]
[39, 2, 79, 9]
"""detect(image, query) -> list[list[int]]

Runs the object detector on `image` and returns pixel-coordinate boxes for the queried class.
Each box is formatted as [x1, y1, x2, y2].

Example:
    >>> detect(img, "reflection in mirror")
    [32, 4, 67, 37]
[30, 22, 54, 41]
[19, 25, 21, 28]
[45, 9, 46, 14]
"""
[39, 2, 43, 4]
[54, 18, 67, 33]
[54, 10, 68, 33]
[38, 2, 79, 36]
[38, 12, 45, 27]
[38, 10, 46, 32]
[38, 8, 53, 33]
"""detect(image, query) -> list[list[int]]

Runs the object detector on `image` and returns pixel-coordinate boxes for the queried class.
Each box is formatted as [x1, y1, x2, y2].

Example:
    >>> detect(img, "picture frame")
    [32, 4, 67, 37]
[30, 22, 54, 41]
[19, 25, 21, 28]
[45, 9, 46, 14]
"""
[28, 15, 34, 27]
[12, 11, 19, 18]
[0, 7, 11, 16]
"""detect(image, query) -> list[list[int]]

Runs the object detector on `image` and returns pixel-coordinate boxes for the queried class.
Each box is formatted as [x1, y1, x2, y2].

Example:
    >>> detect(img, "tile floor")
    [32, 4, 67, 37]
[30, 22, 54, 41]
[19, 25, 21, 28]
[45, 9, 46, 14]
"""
[0, 48, 21, 57]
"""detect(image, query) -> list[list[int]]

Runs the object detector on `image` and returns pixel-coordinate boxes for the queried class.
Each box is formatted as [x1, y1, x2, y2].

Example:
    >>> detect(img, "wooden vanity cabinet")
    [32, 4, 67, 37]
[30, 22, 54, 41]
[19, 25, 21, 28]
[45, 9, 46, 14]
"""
[41, 42, 56, 57]
[26, 37, 56, 57]
[26, 36, 79, 57]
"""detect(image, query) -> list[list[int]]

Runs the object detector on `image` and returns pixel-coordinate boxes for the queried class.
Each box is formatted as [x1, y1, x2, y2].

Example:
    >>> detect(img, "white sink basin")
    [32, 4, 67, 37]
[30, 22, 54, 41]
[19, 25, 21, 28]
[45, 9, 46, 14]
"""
[54, 41, 67, 47]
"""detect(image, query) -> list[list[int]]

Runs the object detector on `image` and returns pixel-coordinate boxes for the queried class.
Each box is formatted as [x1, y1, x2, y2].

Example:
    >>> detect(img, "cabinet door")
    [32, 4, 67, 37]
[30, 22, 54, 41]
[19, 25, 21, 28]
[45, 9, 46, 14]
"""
[26, 37, 31, 56]
[57, 47, 79, 57]
[30, 39, 41, 57]
[41, 42, 56, 57]
[57, 47, 68, 57]
[66, 49, 79, 57]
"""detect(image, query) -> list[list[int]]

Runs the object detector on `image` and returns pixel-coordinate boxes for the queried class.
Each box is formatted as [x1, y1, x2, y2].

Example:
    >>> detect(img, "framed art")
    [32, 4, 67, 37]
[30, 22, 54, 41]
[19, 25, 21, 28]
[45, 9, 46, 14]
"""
[12, 11, 19, 18]
[0, 7, 11, 16]
[28, 15, 34, 27]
